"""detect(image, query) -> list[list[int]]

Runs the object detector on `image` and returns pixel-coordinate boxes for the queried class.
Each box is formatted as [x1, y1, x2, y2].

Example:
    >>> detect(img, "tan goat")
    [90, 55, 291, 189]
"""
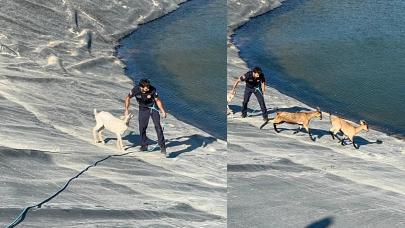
[272, 107, 322, 141]
[329, 114, 369, 149]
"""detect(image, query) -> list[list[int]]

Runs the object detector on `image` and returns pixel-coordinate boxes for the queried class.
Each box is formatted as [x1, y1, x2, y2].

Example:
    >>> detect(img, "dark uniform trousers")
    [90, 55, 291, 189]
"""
[139, 106, 165, 147]
[242, 87, 268, 119]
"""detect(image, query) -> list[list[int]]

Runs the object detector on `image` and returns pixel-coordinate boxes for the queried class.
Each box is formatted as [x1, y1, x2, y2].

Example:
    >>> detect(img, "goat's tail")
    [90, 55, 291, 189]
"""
[94, 108, 97, 116]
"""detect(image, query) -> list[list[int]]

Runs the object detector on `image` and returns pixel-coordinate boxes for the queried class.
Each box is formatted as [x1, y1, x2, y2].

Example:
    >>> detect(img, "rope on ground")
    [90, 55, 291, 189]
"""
[148, 110, 167, 152]
[6, 151, 134, 228]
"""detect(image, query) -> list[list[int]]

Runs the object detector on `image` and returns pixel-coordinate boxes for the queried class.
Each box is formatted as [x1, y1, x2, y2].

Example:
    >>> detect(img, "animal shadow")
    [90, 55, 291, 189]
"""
[346, 136, 383, 149]
[166, 134, 217, 158]
[271, 127, 330, 140]
[327, 132, 383, 149]
[228, 104, 242, 114]
[268, 106, 311, 115]
[305, 216, 334, 228]
[105, 131, 143, 150]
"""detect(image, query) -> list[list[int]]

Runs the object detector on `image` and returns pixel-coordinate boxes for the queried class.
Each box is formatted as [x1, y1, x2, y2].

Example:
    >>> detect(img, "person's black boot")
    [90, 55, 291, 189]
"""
[241, 113, 247, 118]
[139, 145, 148, 151]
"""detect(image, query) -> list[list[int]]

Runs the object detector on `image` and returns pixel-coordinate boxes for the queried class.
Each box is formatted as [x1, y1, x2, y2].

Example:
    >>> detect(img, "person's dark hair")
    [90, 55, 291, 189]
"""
[138, 78, 151, 88]
[252, 67, 262, 75]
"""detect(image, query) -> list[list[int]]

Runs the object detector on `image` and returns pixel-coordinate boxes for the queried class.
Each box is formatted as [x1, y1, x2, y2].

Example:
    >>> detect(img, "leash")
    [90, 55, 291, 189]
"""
[148, 103, 160, 114]
[147, 104, 167, 152]
[6, 151, 134, 228]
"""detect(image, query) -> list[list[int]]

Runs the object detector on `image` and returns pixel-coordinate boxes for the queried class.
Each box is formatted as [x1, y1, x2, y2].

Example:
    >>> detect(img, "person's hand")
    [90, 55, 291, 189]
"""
[161, 111, 168, 118]
[231, 89, 236, 95]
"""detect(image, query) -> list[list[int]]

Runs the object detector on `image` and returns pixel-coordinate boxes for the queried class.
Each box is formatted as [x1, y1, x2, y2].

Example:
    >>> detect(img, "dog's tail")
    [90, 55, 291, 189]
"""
[94, 108, 97, 116]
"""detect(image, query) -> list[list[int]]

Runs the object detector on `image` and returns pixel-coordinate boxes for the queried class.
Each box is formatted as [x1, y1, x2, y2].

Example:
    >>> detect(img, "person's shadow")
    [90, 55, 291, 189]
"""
[166, 134, 217, 158]
[228, 104, 269, 116]
[228, 104, 242, 114]
[108, 132, 218, 156]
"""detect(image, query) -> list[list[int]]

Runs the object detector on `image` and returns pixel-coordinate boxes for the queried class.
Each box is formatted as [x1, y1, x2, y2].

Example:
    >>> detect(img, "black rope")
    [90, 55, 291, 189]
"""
[6, 151, 134, 227]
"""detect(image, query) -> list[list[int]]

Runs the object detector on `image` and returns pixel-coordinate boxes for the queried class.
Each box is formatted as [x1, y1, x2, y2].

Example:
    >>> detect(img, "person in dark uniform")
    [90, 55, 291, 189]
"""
[231, 67, 268, 121]
[124, 79, 168, 155]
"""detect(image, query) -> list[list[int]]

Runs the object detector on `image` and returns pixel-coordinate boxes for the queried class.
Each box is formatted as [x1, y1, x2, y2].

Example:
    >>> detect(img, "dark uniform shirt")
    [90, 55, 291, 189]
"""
[240, 71, 265, 89]
[128, 86, 159, 107]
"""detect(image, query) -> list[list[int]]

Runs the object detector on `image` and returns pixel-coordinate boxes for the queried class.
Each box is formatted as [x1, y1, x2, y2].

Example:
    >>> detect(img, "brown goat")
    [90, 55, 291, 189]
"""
[272, 107, 322, 141]
[329, 114, 369, 149]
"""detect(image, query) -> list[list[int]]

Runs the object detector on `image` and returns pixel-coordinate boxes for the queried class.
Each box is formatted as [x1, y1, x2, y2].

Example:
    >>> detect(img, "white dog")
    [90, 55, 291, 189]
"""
[93, 109, 134, 150]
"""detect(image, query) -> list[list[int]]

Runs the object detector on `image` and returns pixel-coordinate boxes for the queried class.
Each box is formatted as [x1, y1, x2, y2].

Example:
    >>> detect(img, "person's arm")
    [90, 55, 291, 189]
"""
[124, 95, 131, 116]
[231, 77, 243, 94]
[261, 81, 266, 95]
[155, 98, 167, 118]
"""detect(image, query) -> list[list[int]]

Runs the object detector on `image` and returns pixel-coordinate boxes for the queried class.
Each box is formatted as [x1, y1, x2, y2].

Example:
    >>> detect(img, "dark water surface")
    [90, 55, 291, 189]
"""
[233, 0, 405, 137]
[118, 0, 226, 140]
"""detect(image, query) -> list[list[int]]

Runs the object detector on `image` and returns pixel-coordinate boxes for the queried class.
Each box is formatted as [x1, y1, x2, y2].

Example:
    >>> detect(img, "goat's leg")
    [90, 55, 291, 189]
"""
[333, 130, 343, 141]
[329, 128, 336, 140]
[93, 128, 98, 143]
[309, 130, 316, 141]
[349, 137, 359, 149]
[120, 134, 125, 151]
[352, 141, 359, 149]
[116, 133, 124, 151]
[98, 127, 105, 144]
[340, 137, 347, 145]
[304, 125, 315, 141]
[116, 135, 121, 150]
[293, 125, 302, 134]
[329, 131, 335, 140]
[93, 124, 103, 144]
[273, 123, 281, 133]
